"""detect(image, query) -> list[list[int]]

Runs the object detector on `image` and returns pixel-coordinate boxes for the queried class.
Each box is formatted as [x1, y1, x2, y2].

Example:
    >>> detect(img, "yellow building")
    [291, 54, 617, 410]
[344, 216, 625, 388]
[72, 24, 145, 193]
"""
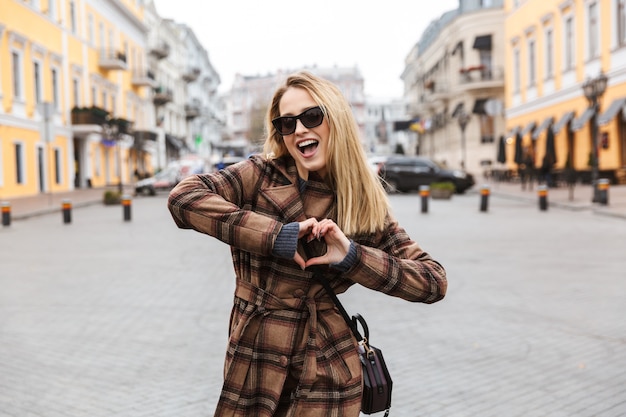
[0, 0, 153, 200]
[504, 0, 626, 186]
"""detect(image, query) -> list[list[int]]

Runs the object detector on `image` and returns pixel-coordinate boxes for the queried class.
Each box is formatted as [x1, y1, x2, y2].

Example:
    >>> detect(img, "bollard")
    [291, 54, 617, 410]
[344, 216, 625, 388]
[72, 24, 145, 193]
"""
[597, 179, 609, 205]
[122, 195, 132, 222]
[479, 185, 490, 212]
[538, 185, 548, 211]
[1, 201, 10, 227]
[62, 199, 72, 224]
[419, 185, 429, 214]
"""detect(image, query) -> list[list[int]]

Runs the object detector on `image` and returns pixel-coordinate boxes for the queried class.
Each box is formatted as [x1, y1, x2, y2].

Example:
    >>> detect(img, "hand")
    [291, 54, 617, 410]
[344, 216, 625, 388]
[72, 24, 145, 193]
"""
[293, 218, 319, 269]
[305, 219, 351, 268]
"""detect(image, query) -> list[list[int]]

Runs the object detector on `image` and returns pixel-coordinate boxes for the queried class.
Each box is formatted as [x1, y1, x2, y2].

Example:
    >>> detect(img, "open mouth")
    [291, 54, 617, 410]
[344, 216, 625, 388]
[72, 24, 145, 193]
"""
[297, 139, 319, 155]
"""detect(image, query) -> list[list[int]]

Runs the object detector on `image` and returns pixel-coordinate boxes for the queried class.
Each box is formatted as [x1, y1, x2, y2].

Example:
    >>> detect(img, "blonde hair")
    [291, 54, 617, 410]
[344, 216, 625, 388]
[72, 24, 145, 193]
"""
[263, 71, 390, 235]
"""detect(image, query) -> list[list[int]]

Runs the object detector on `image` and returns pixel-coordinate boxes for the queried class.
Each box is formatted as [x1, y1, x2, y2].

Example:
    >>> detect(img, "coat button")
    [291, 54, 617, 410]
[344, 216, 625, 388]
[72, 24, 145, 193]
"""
[280, 355, 289, 367]
[293, 289, 305, 298]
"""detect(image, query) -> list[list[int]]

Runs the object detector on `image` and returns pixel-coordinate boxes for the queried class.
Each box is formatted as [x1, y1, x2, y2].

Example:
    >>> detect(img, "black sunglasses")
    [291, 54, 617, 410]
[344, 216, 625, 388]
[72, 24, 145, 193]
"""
[271, 106, 324, 136]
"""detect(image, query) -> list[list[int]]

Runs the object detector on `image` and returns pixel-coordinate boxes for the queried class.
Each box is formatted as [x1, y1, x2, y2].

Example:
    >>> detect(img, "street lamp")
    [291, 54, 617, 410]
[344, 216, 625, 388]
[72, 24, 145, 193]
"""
[457, 110, 471, 170]
[582, 71, 608, 203]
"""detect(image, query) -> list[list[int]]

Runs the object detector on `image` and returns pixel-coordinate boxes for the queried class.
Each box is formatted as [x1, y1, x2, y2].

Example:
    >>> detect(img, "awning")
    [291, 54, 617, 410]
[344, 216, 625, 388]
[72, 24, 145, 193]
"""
[473, 35, 492, 50]
[552, 111, 575, 134]
[571, 107, 595, 132]
[133, 130, 158, 141]
[472, 99, 487, 115]
[451, 41, 463, 56]
[597, 97, 626, 126]
[520, 121, 536, 136]
[532, 116, 555, 139]
[166, 134, 185, 150]
[506, 126, 521, 138]
[451, 102, 464, 117]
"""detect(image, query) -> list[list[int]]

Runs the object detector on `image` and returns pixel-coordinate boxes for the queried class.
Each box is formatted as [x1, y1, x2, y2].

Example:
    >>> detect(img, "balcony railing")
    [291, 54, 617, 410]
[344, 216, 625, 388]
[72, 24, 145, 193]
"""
[149, 42, 170, 59]
[185, 102, 201, 119]
[131, 69, 157, 87]
[459, 66, 504, 89]
[71, 106, 110, 126]
[153, 86, 173, 106]
[182, 67, 201, 82]
[99, 49, 128, 70]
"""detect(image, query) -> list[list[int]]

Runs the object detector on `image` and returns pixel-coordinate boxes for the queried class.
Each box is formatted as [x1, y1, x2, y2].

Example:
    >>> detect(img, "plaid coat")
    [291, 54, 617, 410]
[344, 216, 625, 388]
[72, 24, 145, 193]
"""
[167, 155, 446, 417]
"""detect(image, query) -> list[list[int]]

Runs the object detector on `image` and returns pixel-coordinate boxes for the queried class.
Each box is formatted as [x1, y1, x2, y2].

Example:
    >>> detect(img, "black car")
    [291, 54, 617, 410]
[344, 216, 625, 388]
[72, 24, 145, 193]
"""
[379, 155, 475, 194]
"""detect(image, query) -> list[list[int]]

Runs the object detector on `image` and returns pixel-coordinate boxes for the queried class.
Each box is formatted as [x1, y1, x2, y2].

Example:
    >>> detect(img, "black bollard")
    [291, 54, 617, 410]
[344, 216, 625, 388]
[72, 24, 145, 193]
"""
[538, 185, 548, 211]
[597, 179, 609, 205]
[2, 202, 10, 227]
[479, 185, 490, 212]
[62, 199, 72, 224]
[419, 185, 429, 214]
[122, 195, 132, 222]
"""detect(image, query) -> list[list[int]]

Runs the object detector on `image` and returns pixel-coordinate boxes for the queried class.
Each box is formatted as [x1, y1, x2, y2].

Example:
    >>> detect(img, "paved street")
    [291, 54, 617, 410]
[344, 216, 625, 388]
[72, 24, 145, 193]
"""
[1, 193, 625, 417]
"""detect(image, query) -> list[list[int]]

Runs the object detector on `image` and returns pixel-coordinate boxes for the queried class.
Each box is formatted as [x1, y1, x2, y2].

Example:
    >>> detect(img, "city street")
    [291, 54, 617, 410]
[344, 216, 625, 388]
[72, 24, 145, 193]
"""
[1, 193, 625, 417]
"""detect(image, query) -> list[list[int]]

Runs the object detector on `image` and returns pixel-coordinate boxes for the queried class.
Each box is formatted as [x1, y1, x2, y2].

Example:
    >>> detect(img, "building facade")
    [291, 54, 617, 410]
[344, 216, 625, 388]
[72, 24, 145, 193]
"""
[0, 0, 223, 200]
[505, 0, 626, 185]
[402, 0, 506, 177]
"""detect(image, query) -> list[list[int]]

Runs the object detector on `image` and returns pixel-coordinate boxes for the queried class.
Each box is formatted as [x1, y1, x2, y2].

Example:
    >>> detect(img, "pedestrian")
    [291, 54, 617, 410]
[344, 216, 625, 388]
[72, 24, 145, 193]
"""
[167, 71, 447, 417]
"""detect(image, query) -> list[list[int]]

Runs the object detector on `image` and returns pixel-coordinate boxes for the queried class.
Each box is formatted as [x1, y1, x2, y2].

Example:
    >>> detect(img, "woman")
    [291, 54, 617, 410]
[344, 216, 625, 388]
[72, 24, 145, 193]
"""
[168, 71, 446, 416]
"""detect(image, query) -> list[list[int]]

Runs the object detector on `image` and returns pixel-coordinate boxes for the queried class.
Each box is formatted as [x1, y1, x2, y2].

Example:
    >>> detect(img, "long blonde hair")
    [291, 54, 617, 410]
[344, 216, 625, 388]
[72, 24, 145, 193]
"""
[263, 71, 390, 235]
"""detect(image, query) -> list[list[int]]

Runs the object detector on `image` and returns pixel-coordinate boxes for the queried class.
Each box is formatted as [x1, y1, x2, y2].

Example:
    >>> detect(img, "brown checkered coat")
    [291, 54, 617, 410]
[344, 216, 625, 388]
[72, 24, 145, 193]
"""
[167, 154, 446, 417]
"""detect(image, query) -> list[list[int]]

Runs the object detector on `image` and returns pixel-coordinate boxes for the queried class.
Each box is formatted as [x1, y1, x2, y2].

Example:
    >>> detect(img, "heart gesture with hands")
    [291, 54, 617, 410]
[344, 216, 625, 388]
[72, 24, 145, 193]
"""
[294, 218, 351, 270]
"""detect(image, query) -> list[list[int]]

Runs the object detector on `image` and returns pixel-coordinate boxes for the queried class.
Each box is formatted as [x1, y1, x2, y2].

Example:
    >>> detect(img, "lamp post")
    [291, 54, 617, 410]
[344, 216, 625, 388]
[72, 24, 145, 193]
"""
[582, 71, 608, 203]
[457, 110, 471, 170]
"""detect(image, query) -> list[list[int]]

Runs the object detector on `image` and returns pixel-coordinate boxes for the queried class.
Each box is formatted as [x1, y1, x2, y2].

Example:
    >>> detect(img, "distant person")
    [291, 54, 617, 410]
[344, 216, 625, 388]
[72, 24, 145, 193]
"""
[167, 71, 447, 416]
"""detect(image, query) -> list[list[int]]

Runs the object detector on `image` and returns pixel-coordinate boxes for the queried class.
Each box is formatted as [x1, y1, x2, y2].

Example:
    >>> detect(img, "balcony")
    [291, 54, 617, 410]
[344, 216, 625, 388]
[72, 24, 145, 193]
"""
[182, 67, 201, 82]
[131, 69, 157, 87]
[153, 86, 173, 106]
[149, 42, 170, 59]
[458, 66, 504, 91]
[422, 80, 451, 104]
[71, 106, 110, 126]
[99, 49, 128, 71]
[185, 100, 201, 119]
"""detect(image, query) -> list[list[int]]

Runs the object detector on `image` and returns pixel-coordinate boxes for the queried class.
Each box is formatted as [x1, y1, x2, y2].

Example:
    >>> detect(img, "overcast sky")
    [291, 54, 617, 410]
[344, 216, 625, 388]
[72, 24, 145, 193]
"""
[153, 0, 459, 99]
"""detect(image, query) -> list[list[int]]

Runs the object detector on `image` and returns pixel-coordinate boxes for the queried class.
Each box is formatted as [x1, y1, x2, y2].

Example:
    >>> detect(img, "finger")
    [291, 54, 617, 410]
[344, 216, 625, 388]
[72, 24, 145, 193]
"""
[294, 253, 306, 270]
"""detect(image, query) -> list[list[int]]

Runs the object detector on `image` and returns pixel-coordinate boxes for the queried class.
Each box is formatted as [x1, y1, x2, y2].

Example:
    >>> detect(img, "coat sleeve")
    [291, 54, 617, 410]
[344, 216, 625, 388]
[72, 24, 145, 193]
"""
[344, 216, 447, 304]
[167, 160, 283, 256]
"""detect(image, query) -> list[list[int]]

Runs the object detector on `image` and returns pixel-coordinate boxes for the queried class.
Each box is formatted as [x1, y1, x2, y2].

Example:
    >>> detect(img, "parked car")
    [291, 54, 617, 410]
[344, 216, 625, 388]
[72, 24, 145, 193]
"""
[379, 155, 475, 194]
[134, 166, 180, 196]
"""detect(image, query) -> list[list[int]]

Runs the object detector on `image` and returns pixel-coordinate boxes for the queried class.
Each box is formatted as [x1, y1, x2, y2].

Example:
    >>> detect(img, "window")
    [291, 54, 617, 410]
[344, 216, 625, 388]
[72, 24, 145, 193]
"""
[33, 61, 42, 104]
[615, 0, 626, 46]
[564, 16, 575, 70]
[545, 27, 554, 78]
[588, 2, 599, 58]
[54, 148, 61, 184]
[15, 142, 25, 184]
[88, 14, 94, 44]
[12, 51, 22, 99]
[69, 1, 77, 33]
[48, 0, 56, 19]
[528, 39, 536, 86]
[91, 86, 96, 105]
[513, 47, 520, 93]
[72, 77, 80, 107]
[99, 22, 104, 49]
[51, 68, 59, 108]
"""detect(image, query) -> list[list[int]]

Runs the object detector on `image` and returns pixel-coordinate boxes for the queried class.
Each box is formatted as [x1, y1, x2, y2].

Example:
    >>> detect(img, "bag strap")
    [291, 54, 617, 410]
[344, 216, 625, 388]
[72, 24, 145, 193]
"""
[314, 272, 367, 343]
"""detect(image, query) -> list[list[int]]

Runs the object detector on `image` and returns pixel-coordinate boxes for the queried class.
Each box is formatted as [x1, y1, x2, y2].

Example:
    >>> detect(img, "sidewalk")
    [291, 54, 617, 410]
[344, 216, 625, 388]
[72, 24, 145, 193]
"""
[474, 180, 626, 219]
[2, 181, 626, 221]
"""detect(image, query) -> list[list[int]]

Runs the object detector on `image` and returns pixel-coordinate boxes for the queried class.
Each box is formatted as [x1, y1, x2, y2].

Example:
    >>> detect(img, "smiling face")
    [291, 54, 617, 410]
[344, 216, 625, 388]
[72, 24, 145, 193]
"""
[277, 87, 330, 180]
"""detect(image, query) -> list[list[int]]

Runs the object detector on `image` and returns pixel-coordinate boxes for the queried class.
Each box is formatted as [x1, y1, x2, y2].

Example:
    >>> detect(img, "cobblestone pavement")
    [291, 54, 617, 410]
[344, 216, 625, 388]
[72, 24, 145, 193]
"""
[1, 193, 625, 417]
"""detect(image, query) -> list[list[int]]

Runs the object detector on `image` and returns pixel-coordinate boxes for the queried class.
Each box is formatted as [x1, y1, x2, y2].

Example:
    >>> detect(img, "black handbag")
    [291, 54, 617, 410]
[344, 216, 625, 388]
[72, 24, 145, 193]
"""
[315, 274, 392, 416]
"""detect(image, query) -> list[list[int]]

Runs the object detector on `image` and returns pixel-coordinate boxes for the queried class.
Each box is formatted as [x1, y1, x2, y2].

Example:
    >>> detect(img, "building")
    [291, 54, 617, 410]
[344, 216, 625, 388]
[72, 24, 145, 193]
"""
[225, 65, 366, 155]
[505, 0, 626, 185]
[401, 0, 506, 176]
[0, 0, 224, 200]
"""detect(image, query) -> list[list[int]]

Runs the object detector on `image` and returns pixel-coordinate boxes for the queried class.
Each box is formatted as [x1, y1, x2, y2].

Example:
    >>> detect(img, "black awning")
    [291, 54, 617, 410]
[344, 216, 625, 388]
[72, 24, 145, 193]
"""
[133, 130, 158, 141]
[472, 99, 487, 115]
[393, 120, 412, 131]
[531, 116, 555, 139]
[472, 35, 492, 50]
[571, 108, 595, 132]
[521, 121, 537, 136]
[451, 102, 464, 118]
[165, 134, 184, 150]
[597, 97, 626, 126]
[552, 111, 575, 134]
